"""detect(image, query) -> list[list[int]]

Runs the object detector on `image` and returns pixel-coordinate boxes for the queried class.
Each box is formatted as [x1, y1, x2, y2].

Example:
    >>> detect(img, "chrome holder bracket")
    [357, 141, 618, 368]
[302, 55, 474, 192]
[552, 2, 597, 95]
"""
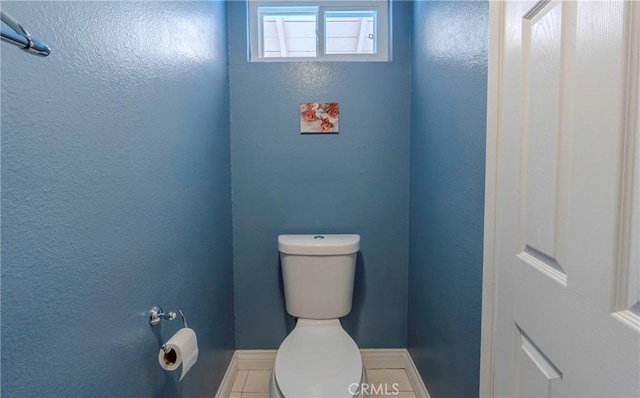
[149, 306, 176, 326]
[149, 306, 188, 327]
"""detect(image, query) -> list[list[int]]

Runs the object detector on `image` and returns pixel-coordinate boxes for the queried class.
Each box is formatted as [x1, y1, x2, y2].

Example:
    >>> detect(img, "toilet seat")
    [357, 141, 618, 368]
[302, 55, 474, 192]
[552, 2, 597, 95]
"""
[274, 319, 363, 398]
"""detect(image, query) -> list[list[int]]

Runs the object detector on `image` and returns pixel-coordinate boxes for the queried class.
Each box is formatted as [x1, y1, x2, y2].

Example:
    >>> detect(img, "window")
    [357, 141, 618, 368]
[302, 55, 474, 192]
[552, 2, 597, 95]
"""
[248, 0, 390, 62]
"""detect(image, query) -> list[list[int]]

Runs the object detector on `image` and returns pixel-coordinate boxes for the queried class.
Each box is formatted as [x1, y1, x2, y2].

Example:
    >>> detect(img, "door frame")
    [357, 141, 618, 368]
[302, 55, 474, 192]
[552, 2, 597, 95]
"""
[480, 1, 640, 397]
[479, 0, 504, 396]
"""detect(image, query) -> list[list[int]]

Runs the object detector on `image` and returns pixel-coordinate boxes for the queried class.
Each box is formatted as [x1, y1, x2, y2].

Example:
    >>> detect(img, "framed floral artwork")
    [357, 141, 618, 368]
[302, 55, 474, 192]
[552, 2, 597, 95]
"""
[300, 102, 339, 134]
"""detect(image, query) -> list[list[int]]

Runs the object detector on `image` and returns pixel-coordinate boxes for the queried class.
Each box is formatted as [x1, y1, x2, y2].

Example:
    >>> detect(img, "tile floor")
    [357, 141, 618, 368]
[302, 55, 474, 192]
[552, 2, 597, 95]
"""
[229, 367, 417, 398]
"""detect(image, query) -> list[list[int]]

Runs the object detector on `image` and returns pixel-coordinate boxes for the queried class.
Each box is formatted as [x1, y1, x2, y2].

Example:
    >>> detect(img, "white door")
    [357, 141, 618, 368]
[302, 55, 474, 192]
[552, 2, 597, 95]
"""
[488, 0, 640, 396]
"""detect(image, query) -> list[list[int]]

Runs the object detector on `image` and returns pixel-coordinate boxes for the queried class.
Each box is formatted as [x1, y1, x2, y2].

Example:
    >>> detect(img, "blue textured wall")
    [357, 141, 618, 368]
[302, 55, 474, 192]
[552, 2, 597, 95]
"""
[228, 1, 411, 349]
[1, 1, 234, 396]
[408, 1, 488, 397]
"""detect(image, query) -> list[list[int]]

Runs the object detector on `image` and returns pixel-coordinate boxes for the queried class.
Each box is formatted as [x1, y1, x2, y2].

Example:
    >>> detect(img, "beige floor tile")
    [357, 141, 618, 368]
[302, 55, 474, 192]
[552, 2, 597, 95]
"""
[241, 394, 269, 398]
[232, 370, 249, 393]
[229, 393, 242, 398]
[367, 369, 413, 392]
[243, 370, 272, 393]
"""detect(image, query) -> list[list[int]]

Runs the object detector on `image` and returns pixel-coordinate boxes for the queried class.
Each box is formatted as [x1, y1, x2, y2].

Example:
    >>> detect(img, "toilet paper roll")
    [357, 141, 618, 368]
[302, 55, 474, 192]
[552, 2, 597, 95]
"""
[158, 328, 199, 381]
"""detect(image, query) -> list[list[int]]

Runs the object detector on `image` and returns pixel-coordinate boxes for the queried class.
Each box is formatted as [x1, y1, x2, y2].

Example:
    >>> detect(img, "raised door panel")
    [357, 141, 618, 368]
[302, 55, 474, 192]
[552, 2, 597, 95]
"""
[564, 0, 627, 312]
[519, 1, 571, 284]
[514, 326, 563, 398]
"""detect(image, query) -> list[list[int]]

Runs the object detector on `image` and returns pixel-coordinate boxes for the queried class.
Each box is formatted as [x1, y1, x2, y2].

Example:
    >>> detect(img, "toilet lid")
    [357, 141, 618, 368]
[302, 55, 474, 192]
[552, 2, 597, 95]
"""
[274, 319, 362, 398]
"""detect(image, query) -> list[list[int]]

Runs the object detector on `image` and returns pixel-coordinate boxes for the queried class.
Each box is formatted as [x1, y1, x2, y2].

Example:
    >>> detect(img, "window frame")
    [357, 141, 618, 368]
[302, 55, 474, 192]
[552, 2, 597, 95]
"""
[247, 0, 391, 62]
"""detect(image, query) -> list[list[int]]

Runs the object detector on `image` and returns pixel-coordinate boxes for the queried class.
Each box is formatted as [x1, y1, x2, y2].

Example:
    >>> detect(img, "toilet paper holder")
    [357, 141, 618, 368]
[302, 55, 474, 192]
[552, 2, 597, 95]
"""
[149, 306, 188, 328]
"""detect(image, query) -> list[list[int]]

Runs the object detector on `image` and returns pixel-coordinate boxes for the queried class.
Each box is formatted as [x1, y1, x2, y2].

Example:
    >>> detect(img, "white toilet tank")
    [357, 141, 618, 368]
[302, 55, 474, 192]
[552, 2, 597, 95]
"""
[278, 234, 360, 319]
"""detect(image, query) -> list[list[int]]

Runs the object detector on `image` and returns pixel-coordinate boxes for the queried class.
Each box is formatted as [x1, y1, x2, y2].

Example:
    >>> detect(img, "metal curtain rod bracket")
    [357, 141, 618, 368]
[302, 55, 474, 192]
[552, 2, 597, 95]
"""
[1, 10, 51, 56]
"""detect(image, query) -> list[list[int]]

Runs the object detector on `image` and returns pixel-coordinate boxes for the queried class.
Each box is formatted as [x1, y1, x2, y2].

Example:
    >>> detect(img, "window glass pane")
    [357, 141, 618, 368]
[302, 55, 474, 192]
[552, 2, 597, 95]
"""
[324, 11, 376, 55]
[249, 2, 389, 62]
[259, 7, 317, 58]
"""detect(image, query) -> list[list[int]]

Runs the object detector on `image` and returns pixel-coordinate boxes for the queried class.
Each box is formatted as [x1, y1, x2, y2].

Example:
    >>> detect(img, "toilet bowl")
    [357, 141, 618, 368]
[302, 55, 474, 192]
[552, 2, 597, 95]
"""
[269, 319, 366, 398]
[271, 234, 365, 398]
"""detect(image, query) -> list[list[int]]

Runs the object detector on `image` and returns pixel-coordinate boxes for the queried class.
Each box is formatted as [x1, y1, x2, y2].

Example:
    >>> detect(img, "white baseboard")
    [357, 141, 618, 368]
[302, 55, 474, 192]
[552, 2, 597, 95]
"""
[236, 349, 277, 370]
[360, 349, 407, 369]
[401, 350, 430, 398]
[215, 349, 430, 398]
[214, 352, 238, 398]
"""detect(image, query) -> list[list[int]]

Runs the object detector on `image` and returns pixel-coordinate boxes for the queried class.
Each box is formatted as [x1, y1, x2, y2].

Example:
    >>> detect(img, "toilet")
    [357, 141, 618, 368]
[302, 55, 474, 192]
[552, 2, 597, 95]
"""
[270, 234, 367, 398]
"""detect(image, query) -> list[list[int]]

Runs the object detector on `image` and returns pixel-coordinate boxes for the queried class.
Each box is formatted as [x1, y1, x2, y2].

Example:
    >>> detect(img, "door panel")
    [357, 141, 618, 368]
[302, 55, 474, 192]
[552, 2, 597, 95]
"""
[566, 0, 627, 312]
[520, 0, 570, 282]
[515, 326, 562, 398]
[616, 8, 640, 323]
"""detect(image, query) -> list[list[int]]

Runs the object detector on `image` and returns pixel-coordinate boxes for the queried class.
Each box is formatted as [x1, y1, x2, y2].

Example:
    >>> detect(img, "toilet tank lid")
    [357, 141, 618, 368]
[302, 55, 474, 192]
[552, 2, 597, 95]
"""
[278, 234, 360, 255]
